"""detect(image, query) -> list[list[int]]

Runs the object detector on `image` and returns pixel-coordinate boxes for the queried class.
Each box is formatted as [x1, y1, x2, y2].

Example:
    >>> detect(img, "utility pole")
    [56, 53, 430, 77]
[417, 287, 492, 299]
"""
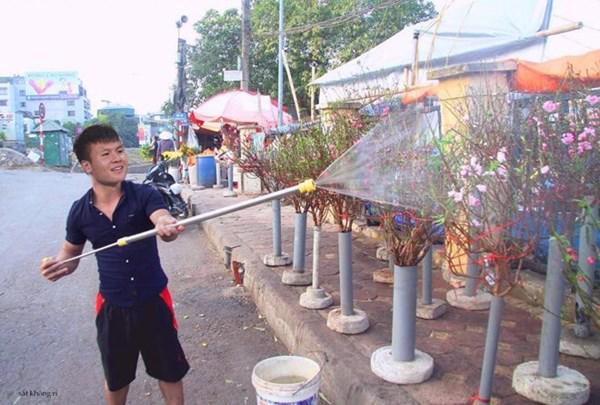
[277, 0, 284, 126]
[240, 0, 250, 91]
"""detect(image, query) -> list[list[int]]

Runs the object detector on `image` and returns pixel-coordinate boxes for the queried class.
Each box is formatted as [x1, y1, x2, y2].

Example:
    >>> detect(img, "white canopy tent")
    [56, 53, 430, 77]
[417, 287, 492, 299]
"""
[313, 0, 600, 107]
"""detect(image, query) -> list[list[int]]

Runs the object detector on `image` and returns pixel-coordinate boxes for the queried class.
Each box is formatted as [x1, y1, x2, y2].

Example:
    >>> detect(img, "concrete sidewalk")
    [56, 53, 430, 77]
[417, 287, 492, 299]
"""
[183, 187, 599, 405]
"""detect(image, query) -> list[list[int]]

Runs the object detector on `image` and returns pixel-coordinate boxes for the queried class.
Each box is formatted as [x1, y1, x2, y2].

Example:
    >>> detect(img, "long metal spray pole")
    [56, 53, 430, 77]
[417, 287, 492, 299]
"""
[59, 182, 314, 265]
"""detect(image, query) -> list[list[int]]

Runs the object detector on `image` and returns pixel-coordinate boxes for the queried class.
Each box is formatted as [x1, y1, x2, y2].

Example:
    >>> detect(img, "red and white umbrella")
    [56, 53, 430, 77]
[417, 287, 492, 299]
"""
[191, 90, 293, 129]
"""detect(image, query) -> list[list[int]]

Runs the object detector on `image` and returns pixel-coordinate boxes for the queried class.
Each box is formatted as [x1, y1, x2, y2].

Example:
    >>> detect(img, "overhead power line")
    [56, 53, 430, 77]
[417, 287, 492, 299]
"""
[255, 0, 410, 37]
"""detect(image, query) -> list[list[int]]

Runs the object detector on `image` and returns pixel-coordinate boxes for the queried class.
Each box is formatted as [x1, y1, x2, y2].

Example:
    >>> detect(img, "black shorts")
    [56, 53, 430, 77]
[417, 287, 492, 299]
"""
[95, 288, 190, 391]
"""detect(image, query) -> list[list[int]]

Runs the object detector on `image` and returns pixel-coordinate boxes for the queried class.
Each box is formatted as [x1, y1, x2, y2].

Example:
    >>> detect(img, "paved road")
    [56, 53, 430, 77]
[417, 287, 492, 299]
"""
[0, 169, 285, 404]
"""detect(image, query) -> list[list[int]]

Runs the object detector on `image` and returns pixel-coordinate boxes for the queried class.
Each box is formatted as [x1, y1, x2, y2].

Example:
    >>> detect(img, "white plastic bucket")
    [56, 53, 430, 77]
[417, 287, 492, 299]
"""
[252, 355, 321, 405]
[189, 164, 198, 186]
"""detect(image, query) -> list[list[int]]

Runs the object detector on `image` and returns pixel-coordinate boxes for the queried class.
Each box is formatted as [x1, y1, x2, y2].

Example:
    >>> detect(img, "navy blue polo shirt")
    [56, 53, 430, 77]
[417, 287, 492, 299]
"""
[66, 181, 168, 307]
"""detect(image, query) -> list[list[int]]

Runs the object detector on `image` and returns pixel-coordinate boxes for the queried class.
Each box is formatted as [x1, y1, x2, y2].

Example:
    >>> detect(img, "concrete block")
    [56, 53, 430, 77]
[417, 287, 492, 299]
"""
[327, 307, 369, 334]
[373, 268, 393, 284]
[416, 298, 448, 320]
[263, 253, 291, 267]
[446, 288, 492, 311]
[371, 347, 434, 384]
[300, 287, 333, 309]
[512, 361, 590, 405]
[281, 269, 312, 286]
[559, 325, 600, 359]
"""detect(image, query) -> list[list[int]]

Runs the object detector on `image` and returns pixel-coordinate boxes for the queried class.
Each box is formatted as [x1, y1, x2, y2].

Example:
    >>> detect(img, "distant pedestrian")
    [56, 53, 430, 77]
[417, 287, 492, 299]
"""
[151, 135, 159, 164]
[157, 131, 176, 161]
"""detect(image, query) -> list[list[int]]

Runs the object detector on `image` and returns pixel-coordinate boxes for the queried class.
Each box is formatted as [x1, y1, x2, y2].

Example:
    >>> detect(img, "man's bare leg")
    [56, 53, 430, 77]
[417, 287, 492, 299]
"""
[159, 380, 184, 405]
[104, 382, 129, 405]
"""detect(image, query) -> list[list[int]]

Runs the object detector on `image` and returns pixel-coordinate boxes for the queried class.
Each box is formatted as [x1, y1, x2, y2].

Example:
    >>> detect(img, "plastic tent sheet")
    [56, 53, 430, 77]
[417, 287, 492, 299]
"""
[314, 0, 600, 106]
[513, 49, 600, 93]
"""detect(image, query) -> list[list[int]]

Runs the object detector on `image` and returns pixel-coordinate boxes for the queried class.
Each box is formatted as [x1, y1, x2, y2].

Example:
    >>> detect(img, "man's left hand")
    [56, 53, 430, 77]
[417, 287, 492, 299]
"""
[153, 211, 185, 242]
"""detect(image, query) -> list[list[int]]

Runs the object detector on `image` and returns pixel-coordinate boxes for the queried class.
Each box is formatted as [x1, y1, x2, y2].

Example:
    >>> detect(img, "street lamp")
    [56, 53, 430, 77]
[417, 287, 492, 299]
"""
[174, 15, 188, 115]
[174, 15, 188, 146]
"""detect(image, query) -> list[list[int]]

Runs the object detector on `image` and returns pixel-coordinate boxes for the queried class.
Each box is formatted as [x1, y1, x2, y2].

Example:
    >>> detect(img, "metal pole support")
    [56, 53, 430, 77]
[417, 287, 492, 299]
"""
[292, 212, 307, 272]
[312, 227, 321, 289]
[464, 253, 479, 297]
[477, 295, 505, 403]
[422, 248, 433, 305]
[214, 159, 222, 188]
[339, 231, 354, 316]
[273, 200, 283, 257]
[538, 238, 566, 378]
[392, 265, 417, 362]
[574, 202, 598, 338]
[227, 165, 234, 191]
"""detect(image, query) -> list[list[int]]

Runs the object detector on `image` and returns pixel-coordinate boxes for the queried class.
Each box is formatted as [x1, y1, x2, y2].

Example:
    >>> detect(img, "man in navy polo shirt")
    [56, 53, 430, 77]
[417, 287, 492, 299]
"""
[40, 124, 189, 405]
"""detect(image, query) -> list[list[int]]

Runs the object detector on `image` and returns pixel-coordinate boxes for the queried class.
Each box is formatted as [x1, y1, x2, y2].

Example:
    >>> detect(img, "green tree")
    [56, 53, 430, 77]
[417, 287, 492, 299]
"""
[161, 99, 175, 117]
[187, 9, 242, 106]
[251, 0, 436, 118]
[86, 112, 139, 147]
[176, 1, 435, 117]
[62, 121, 78, 138]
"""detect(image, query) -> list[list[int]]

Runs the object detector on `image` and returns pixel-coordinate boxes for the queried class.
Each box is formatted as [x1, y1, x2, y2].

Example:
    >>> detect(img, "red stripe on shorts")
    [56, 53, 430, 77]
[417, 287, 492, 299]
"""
[159, 287, 179, 330]
[95, 292, 105, 316]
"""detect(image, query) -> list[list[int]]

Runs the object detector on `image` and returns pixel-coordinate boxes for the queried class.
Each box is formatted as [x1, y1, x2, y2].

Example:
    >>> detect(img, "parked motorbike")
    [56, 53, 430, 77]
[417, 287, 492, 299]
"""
[143, 161, 189, 219]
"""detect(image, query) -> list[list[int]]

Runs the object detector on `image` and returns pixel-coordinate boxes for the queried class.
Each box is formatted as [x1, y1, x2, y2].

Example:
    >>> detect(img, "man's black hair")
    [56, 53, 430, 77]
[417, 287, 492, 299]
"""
[73, 124, 121, 162]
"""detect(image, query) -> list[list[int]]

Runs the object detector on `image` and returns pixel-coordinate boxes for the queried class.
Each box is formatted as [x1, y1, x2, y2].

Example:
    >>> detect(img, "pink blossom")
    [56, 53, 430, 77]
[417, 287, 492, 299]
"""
[448, 190, 463, 202]
[542, 143, 548, 151]
[496, 148, 507, 163]
[577, 141, 593, 154]
[327, 144, 337, 157]
[567, 247, 578, 262]
[578, 132, 587, 141]
[496, 165, 508, 177]
[588, 256, 596, 265]
[561, 132, 575, 145]
[471, 218, 481, 227]
[540, 165, 550, 174]
[584, 127, 596, 139]
[470, 157, 483, 174]
[476, 184, 487, 193]
[468, 194, 481, 207]
[543, 101, 558, 113]
[585, 95, 600, 106]
[460, 165, 470, 177]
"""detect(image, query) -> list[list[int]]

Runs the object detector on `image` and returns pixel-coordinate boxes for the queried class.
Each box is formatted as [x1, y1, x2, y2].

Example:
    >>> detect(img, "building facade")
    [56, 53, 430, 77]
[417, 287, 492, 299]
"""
[0, 71, 91, 151]
[0, 76, 26, 151]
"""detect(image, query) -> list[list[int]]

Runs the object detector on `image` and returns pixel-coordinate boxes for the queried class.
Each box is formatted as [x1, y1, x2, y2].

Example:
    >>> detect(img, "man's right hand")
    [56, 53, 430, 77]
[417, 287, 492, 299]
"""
[40, 256, 78, 282]
[40, 241, 84, 282]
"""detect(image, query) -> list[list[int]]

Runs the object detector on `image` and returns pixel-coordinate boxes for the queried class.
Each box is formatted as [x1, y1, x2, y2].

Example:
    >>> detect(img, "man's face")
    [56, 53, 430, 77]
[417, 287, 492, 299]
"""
[81, 140, 128, 186]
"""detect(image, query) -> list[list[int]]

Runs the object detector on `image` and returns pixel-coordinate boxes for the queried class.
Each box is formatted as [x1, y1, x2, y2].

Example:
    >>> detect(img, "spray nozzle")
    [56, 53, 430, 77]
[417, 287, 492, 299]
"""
[298, 179, 317, 194]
